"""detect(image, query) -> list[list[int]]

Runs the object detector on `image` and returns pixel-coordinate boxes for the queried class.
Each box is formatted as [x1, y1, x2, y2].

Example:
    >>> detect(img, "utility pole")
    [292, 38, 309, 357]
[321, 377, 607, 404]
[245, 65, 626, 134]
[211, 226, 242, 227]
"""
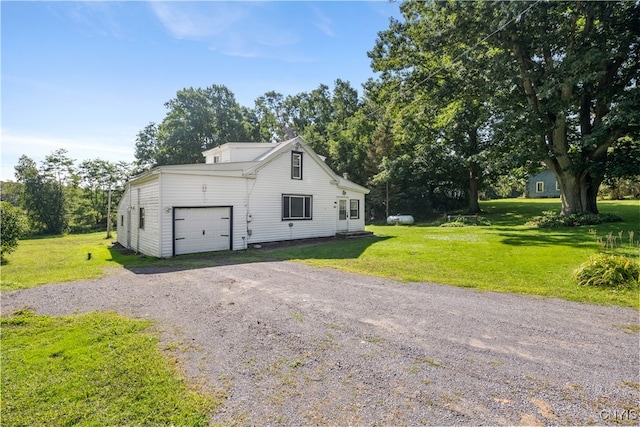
[106, 185, 113, 239]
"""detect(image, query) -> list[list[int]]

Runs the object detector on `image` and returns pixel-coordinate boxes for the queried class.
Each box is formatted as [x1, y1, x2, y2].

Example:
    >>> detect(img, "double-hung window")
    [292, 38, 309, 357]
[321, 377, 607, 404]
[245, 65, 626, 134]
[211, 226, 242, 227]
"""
[291, 151, 303, 180]
[536, 181, 544, 193]
[349, 199, 360, 219]
[282, 194, 312, 220]
[139, 207, 145, 229]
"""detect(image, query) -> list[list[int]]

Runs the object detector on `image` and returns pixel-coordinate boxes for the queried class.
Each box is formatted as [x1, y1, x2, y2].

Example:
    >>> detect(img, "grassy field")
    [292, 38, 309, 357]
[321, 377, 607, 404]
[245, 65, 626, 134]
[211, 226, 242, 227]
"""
[268, 199, 640, 308]
[0, 233, 215, 291]
[0, 199, 637, 424]
[2, 199, 638, 306]
[1, 310, 219, 426]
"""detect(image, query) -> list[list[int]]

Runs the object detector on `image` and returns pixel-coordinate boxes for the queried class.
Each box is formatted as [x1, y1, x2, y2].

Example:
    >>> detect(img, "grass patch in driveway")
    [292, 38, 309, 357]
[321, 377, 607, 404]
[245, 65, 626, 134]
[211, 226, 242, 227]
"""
[1, 310, 217, 426]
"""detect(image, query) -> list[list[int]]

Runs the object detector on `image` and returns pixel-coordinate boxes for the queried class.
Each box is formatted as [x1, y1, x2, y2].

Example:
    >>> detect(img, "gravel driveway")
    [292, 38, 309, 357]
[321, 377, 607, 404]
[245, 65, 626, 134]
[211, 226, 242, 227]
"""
[3, 261, 639, 425]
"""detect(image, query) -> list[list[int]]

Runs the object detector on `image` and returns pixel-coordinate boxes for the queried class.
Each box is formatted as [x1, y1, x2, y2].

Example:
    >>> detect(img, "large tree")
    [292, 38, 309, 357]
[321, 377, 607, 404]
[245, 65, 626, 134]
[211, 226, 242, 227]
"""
[370, 1, 498, 214]
[369, 0, 640, 215]
[253, 91, 290, 143]
[77, 159, 132, 227]
[134, 85, 252, 168]
[504, 1, 639, 214]
[14, 149, 75, 234]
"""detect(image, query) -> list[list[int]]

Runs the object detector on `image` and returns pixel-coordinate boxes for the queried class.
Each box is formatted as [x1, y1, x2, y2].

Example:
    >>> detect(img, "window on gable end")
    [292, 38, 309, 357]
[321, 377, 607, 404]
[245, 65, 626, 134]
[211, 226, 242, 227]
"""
[291, 151, 303, 180]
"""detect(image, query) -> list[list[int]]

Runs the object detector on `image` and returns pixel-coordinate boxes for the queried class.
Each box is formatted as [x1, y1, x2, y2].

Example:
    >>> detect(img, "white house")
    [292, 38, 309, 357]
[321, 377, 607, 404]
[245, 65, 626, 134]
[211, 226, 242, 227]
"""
[116, 137, 370, 257]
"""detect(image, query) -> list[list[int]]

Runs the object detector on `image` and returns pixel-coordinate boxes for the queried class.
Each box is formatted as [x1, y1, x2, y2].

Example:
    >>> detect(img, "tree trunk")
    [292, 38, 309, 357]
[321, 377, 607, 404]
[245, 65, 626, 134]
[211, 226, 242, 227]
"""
[552, 166, 600, 215]
[467, 128, 481, 214]
[468, 161, 481, 214]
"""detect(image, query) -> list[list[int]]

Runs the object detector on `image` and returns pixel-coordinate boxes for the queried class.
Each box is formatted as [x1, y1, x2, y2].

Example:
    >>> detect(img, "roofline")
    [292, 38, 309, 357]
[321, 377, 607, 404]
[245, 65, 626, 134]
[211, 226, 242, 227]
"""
[202, 142, 277, 156]
[126, 137, 369, 194]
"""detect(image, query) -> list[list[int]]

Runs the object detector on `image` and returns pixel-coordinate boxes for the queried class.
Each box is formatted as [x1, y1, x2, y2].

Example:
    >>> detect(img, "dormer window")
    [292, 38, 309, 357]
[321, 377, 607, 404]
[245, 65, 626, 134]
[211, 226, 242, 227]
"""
[292, 151, 303, 180]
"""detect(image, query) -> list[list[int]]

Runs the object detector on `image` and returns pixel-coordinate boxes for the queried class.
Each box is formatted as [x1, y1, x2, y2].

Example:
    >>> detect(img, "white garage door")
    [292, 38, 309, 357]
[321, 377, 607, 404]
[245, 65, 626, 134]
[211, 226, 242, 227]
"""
[174, 207, 231, 255]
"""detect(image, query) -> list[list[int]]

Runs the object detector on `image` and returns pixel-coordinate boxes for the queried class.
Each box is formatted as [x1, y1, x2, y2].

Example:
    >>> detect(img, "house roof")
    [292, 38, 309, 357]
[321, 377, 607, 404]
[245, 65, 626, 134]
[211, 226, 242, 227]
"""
[126, 136, 369, 194]
[201, 142, 277, 157]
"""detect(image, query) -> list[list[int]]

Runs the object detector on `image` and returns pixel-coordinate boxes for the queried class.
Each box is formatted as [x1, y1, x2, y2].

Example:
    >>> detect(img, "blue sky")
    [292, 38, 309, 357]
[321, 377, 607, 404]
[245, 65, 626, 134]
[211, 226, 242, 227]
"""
[1, 1, 401, 181]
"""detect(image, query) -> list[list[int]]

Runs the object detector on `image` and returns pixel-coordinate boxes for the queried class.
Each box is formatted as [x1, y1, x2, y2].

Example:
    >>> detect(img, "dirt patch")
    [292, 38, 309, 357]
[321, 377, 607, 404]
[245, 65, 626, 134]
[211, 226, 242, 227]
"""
[3, 262, 638, 425]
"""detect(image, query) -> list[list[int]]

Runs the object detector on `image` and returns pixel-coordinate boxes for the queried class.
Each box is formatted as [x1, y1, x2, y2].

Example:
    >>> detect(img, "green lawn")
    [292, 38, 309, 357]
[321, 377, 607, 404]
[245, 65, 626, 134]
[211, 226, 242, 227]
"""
[2, 199, 639, 307]
[1, 310, 219, 426]
[1, 199, 637, 424]
[0, 232, 215, 291]
[271, 199, 640, 308]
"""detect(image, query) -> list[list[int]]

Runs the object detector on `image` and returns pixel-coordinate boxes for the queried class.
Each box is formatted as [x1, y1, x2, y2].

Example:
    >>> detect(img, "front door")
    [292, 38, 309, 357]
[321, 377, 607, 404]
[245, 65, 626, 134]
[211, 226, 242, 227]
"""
[337, 198, 348, 232]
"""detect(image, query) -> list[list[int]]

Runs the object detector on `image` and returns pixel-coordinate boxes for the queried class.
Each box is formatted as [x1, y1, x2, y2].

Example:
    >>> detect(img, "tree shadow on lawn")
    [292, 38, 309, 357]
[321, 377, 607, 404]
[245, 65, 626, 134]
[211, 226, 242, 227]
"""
[108, 235, 390, 275]
[494, 227, 596, 248]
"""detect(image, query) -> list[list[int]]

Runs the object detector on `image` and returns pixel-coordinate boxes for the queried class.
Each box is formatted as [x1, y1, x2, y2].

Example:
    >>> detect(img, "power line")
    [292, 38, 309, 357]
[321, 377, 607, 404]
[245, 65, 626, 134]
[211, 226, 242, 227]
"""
[311, 0, 541, 145]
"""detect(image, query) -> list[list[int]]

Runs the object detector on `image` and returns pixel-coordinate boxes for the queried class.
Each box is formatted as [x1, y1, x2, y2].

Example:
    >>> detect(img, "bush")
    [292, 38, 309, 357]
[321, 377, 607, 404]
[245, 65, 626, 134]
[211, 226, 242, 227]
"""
[439, 215, 492, 227]
[572, 254, 640, 289]
[527, 211, 623, 228]
[0, 201, 26, 259]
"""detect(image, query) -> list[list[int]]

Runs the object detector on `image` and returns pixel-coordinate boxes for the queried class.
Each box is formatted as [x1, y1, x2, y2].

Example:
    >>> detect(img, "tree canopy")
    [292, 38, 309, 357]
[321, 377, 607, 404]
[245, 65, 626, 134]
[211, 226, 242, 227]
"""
[8, 2, 638, 233]
[369, 0, 639, 215]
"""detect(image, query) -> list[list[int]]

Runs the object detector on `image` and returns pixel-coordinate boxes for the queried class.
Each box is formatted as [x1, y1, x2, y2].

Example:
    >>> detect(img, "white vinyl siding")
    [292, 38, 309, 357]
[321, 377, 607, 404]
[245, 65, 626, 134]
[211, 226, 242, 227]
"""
[117, 138, 369, 257]
[245, 148, 336, 244]
[116, 180, 160, 257]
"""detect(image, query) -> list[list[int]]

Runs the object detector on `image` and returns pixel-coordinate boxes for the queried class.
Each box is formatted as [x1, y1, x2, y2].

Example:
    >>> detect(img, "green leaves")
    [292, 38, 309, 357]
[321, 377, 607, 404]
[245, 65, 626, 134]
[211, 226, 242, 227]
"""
[572, 254, 640, 290]
[0, 201, 26, 259]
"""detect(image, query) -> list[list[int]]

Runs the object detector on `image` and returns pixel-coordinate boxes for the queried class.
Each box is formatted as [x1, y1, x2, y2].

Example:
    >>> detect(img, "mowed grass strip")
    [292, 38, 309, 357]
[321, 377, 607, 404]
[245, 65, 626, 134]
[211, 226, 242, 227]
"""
[1, 310, 218, 427]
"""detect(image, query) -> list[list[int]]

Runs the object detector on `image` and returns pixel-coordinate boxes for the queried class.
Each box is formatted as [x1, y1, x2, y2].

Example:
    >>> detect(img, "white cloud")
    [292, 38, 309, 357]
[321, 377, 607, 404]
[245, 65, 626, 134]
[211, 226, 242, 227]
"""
[1, 130, 135, 181]
[149, 2, 310, 62]
[65, 2, 127, 39]
[149, 2, 246, 40]
[310, 5, 335, 37]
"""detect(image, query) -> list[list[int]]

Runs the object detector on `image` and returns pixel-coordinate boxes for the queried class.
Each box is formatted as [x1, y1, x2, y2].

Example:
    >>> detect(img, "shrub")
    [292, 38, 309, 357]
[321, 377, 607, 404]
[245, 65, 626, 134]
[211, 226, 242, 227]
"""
[1, 201, 26, 259]
[572, 254, 640, 289]
[527, 211, 623, 228]
[439, 215, 492, 227]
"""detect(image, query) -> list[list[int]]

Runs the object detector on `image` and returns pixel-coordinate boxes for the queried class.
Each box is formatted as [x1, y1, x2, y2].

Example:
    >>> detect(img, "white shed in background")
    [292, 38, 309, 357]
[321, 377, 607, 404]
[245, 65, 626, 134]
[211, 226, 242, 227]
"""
[116, 137, 370, 257]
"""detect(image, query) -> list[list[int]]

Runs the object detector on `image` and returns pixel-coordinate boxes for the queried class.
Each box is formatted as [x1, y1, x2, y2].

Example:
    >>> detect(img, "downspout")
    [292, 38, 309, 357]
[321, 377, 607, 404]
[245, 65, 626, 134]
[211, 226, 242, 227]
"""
[128, 183, 132, 249]
[244, 176, 254, 250]
[136, 188, 140, 254]
[158, 170, 163, 257]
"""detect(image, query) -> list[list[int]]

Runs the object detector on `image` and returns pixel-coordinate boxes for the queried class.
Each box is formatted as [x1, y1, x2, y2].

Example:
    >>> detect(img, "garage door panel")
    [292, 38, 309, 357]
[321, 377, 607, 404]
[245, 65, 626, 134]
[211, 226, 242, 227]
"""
[174, 207, 231, 255]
